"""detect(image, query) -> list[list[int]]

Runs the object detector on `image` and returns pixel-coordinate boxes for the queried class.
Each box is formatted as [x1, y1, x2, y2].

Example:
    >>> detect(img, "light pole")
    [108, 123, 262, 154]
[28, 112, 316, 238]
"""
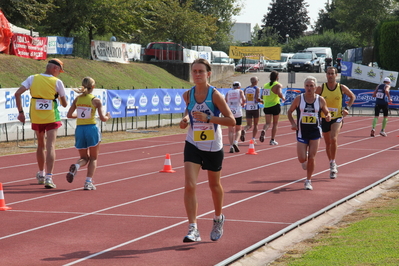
[286, 34, 289, 44]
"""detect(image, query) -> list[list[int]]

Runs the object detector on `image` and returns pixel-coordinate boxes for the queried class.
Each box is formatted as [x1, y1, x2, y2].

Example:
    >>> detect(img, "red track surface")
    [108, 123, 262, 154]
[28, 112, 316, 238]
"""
[1, 116, 399, 266]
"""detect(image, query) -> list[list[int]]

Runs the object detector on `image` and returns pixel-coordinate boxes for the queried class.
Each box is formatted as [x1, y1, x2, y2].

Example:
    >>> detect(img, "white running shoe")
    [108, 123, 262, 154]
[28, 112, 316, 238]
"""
[229, 146, 234, 153]
[380, 131, 387, 137]
[44, 178, 56, 189]
[330, 162, 338, 179]
[183, 226, 201, 242]
[252, 138, 257, 145]
[84, 182, 96, 190]
[210, 214, 225, 241]
[36, 172, 45, 185]
[304, 180, 313, 190]
[270, 140, 278, 145]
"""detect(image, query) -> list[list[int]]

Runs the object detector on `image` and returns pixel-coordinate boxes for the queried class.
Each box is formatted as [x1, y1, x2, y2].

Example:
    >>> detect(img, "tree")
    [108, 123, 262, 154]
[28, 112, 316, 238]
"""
[261, 0, 310, 44]
[332, 0, 394, 45]
[313, 1, 340, 34]
[0, 0, 55, 29]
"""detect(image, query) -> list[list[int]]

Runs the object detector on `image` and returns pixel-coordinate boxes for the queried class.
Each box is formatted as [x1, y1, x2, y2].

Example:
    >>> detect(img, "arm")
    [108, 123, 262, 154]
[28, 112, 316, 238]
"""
[240, 90, 246, 107]
[315, 85, 322, 95]
[320, 96, 331, 122]
[372, 85, 378, 97]
[341, 84, 356, 117]
[59, 95, 67, 108]
[93, 98, 111, 122]
[67, 98, 78, 119]
[256, 87, 262, 103]
[179, 91, 190, 129]
[14, 86, 28, 123]
[385, 86, 392, 103]
[272, 84, 286, 102]
[287, 96, 300, 131]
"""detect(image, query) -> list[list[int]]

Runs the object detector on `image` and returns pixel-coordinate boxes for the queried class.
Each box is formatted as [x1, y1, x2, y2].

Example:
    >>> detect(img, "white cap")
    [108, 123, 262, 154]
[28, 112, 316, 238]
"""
[233, 81, 241, 87]
[384, 77, 391, 83]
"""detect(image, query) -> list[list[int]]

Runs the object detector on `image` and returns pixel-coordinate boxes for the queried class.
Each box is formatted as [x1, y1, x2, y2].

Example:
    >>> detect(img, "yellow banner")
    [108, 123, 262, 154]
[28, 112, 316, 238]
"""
[229, 46, 281, 60]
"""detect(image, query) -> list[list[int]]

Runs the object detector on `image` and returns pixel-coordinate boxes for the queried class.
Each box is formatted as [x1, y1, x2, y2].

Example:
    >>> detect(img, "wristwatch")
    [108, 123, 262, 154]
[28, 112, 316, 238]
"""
[19, 110, 24, 113]
[206, 115, 211, 123]
[344, 106, 350, 111]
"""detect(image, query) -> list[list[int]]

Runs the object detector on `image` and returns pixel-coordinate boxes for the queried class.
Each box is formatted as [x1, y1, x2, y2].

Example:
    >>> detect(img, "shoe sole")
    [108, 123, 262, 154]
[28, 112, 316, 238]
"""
[66, 164, 77, 183]
[259, 131, 265, 142]
[240, 130, 245, 142]
[44, 183, 56, 189]
[183, 236, 201, 242]
[233, 144, 240, 152]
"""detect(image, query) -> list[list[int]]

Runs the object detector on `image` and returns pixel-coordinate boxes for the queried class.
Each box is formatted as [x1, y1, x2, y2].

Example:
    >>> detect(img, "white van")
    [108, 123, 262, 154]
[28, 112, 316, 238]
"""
[264, 53, 295, 72]
[304, 47, 333, 72]
[211, 51, 234, 65]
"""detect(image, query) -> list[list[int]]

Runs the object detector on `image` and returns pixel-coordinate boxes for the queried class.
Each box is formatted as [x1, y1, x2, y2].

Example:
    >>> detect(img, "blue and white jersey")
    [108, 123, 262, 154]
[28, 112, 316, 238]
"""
[186, 86, 223, 151]
[297, 94, 322, 140]
[375, 83, 388, 105]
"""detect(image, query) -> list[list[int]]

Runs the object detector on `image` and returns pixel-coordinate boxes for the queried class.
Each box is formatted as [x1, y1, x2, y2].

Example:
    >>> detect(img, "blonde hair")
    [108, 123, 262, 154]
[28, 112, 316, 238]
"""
[74, 77, 95, 96]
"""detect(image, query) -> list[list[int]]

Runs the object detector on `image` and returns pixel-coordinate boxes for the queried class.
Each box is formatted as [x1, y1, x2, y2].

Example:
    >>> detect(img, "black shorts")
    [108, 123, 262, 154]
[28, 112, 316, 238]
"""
[184, 141, 224, 172]
[263, 104, 281, 116]
[245, 109, 260, 119]
[321, 117, 343, 133]
[235, 116, 242, 126]
[374, 103, 389, 117]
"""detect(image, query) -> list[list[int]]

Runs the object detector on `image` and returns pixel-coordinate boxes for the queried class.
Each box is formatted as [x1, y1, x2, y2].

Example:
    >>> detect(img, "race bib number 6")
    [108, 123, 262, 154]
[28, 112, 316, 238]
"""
[193, 124, 215, 141]
[77, 107, 92, 119]
[35, 99, 52, 110]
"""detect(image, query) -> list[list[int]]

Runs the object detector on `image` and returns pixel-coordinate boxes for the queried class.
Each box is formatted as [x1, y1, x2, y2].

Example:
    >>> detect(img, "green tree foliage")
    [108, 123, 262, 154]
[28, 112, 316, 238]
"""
[332, 0, 393, 45]
[253, 26, 280, 47]
[261, 0, 309, 44]
[0, 0, 55, 28]
[377, 21, 399, 71]
[313, 1, 340, 34]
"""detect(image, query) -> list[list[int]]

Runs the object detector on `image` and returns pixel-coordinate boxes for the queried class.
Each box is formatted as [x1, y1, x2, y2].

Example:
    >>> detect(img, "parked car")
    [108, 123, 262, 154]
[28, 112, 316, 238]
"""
[143, 42, 184, 61]
[235, 58, 265, 72]
[287, 51, 321, 72]
[264, 53, 295, 72]
[304, 47, 333, 72]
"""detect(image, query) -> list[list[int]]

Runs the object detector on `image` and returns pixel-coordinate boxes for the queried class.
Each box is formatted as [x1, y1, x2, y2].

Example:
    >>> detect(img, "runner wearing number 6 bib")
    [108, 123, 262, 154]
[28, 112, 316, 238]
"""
[66, 77, 111, 191]
[179, 59, 235, 243]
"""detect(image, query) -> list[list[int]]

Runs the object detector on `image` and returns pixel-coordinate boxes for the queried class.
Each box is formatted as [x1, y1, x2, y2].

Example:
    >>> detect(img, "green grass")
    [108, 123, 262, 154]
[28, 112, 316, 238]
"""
[283, 196, 399, 266]
[0, 54, 193, 90]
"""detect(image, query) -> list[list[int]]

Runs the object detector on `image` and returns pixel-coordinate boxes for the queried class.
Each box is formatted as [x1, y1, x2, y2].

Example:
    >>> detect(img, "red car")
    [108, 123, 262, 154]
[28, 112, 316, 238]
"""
[143, 42, 184, 61]
[235, 58, 265, 72]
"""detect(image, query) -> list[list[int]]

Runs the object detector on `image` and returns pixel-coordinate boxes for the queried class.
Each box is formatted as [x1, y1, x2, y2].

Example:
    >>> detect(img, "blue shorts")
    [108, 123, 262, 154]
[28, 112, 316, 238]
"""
[297, 136, 321, 144]
[75, 124, 101, 149]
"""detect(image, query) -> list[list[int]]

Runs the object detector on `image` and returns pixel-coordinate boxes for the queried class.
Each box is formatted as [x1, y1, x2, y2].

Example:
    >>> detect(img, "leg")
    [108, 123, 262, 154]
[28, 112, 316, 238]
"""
[207, 170, 224, 217]
[227, 126, 234, 146]
[234, 124, 241, 144]
[184, 162, 201, 224]
[87, 144, 100, 178]
[262, 114, 272, 132]
[35, 130, 46, 172]
[270, 114, 280, 140]
[44, 128, 58, 174]
[307, 139, 320, 180]
[252, 116, 259, 139]
[326, 122, 342, 162]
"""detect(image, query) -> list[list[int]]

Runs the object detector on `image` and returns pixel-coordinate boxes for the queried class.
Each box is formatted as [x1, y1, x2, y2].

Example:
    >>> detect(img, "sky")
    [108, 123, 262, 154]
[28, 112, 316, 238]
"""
[233, 0, 329, 30]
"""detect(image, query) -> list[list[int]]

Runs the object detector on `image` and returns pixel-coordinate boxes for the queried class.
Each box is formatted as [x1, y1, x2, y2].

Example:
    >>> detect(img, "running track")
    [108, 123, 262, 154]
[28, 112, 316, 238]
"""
[1, 116, 398, 266]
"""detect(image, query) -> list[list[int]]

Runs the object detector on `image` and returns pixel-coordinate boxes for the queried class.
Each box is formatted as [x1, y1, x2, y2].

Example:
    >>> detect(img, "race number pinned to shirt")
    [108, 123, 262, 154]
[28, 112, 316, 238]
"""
[35, 99, 52, 110]
[328, 107, 338, 118]
[77, 107, 92, 119]
[301, 112, 317, 124]
[193, 123, 215, 141]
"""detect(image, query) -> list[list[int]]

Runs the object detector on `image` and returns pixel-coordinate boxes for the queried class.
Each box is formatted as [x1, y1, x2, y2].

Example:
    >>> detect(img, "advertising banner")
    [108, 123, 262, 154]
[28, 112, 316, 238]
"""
[126, 43, 141, 61]
[350, 63, 398, 87]
[1, 88, 107, 124]
[91, 40, 129, 64]
[47, 36, 74, 55]
[229, 46, 281, 60]
[10, 34, 47, 60]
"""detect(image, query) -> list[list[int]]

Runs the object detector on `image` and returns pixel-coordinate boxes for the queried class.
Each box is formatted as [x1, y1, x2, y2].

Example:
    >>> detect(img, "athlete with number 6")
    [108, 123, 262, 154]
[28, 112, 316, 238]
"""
[66, 77, 111, 190]
[179, 58, 235, 243]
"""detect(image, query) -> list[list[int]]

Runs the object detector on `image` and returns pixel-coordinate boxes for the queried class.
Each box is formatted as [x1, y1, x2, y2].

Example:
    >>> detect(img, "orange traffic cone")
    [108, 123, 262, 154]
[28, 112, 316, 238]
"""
[160, 153, 176, 173]
[246, 139, 258, 155]
[0, 183, 12, 211]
